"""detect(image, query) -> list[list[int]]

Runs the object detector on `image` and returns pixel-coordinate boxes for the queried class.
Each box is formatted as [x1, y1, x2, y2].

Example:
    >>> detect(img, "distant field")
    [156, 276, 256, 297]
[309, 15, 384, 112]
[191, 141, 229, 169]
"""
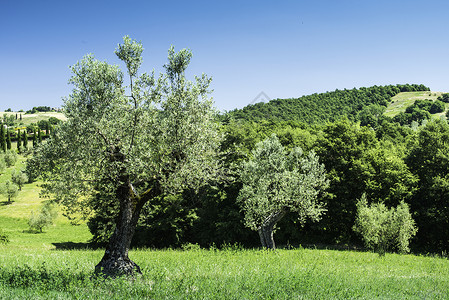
[1, 111, 67, 125]
[384, 91, 445, 118]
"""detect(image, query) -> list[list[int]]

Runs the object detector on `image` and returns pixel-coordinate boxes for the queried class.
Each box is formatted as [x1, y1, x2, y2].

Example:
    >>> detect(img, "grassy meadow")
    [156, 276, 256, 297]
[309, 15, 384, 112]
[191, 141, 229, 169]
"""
[1, 154, 449, 298]
[1, 111, 66, 126]
[384, 91, 446, 118]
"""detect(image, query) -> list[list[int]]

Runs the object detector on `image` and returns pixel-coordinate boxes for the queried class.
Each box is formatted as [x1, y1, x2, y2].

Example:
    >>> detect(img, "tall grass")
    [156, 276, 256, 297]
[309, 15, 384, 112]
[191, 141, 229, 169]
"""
[0, 247, 448, 299]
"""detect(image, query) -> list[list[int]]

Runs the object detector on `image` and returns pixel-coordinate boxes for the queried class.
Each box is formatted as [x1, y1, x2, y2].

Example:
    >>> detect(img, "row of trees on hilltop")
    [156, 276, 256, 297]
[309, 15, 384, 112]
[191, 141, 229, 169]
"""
[226, 84, 430, 124]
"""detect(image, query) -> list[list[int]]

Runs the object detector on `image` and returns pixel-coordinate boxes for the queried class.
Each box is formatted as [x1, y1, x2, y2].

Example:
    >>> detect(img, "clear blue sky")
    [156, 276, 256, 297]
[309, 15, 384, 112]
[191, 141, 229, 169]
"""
[1, 0, 448, 112]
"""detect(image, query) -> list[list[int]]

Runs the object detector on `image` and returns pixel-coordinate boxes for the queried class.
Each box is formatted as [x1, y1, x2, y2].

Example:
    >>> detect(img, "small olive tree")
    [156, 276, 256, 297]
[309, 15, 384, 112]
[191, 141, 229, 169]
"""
[4, 150, 17, 167]
[11, 169, 28, 190]
[2, 180, 18, 203]
[238, 134, 328, 249]
[353, 194, 417, 255]
[28, 201, 58, 233]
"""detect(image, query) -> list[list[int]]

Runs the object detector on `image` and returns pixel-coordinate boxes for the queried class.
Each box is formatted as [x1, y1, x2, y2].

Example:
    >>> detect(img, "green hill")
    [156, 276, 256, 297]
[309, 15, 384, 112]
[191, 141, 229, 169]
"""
[0, 156, 91, 250]
[385, 91, 446, 117]
[225, 84, 430, 124]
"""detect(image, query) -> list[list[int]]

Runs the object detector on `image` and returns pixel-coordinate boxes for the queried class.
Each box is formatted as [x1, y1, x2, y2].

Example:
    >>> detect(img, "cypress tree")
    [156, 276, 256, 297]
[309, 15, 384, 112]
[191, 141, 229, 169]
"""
[0, 125, 5, 152]
[32, 129, 37, 148]
[23, 130, 28, 150]
[17, 129, 21, 153]
[38, 128, 42, 143]
[6, 130, 11, 150]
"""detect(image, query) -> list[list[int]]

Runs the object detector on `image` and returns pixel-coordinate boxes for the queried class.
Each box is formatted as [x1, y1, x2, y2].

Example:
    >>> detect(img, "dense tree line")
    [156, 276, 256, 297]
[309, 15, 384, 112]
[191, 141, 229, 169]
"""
[226, 84, 429, 124]
[81, 115, 449, 254]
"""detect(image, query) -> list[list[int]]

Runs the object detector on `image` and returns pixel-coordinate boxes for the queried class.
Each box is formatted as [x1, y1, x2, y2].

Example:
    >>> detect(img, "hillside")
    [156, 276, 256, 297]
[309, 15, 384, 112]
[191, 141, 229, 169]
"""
[1, 111, 67, 126]
[225, 84, 430, 124]
[0, 156, 91, 250]
[385, 91, 445, 117]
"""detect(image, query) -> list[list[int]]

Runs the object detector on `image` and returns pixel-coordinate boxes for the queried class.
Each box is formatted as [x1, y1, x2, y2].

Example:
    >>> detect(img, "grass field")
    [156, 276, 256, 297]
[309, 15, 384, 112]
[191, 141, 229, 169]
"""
[384, 91, 446, 118]
[1, 154, 449, 299]
[0, 247, 448, 299]
[1, 111, 66, 126]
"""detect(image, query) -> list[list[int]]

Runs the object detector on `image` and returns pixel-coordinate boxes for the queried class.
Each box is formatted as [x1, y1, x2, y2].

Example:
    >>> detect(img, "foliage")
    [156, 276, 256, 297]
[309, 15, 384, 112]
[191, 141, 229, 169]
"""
[437, 93, 449, 103]
[28, 201, 58, 233]
[27, 36, 222, 275]
[238, 134, 328, 249]
[4, 150, 17, 167]
[313, 119, 417, 244]
[226, 84, 429, 124]
[26, 106, 52, 114]
[393, 99, 446, 125]
[406, 119, 449, 251]
[2, 180, 18, 203]
[11, 169, 28, 190]
[353, 194, 417, 255]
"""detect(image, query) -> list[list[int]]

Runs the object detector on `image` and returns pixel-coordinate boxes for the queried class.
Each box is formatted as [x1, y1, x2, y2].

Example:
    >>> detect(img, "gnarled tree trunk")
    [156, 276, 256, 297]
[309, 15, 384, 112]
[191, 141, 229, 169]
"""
[95, 172, 161, 277]
[258, 208, 287, 250]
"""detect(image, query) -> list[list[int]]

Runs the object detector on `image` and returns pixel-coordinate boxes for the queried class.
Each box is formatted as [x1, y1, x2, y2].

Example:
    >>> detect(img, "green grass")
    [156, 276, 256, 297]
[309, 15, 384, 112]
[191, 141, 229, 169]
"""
[0, 247, 448, 299]
[384, 91, 445, 117]
[1, 111, 66, 126]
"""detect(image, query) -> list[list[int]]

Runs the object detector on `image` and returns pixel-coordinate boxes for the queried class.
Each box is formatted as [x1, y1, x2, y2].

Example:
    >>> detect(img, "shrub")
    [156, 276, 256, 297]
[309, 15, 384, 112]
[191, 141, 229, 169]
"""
[2, 180, 18, 203]
[353, 194, 417, 255]
[11, 169, 28, 190]
[28, 201, 58, 233]
[429, 100, 445, 114]
[4, 150, 17, 167]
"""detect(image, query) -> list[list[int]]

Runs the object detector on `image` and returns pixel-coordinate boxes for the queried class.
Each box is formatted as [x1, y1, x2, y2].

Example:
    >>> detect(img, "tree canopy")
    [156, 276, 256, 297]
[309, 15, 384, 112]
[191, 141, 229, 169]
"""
[28, 36, 222, 276]
[238, 134, 328, 249]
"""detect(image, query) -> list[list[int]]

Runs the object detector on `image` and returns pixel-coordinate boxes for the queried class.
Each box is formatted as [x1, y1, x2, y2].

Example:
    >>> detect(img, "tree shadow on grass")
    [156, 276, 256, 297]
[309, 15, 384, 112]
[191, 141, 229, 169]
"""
[0, 201, 12, 206]
[52, 242, 102, 250]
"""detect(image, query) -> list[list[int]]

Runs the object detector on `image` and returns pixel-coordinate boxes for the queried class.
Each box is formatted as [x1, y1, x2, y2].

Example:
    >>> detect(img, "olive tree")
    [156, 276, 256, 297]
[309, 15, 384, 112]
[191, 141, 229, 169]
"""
[238, 134, 328, 249]
[27, 36, 221, 276]
[2, 180, 18, 203]
[353, 194, 417, 255]
[11, 169, 28, 190]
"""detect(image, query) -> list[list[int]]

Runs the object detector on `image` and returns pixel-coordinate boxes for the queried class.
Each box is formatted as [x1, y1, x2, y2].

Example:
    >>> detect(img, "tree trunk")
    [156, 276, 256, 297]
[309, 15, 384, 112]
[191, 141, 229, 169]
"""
[258, 208, 287, 250]
[95, 186, 143, 277]
[95, 177, 161, 277]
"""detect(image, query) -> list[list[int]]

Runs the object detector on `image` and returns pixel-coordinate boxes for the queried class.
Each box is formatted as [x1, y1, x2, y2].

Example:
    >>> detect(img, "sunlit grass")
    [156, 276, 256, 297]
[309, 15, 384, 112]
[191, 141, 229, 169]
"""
[0, 247, 448, 299]
[385, 91, 445, 117]
[0, 111, 66, 125]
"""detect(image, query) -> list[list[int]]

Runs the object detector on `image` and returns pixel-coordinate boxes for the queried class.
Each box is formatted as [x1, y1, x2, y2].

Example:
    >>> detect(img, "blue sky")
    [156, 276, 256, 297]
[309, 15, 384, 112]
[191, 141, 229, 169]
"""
[1, 0, 448, 112]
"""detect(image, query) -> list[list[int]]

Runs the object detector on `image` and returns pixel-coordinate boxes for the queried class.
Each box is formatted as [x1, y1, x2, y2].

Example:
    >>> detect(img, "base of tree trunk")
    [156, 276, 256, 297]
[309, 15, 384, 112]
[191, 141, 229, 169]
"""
[95, 254, 141, 277]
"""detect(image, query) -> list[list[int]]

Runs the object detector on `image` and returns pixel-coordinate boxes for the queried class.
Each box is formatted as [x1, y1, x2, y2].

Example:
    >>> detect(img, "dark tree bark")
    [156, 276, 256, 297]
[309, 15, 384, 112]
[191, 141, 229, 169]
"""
[95, 148, 161, 277]
[258, 208, 287, 250]
[95, 179, 161, 277]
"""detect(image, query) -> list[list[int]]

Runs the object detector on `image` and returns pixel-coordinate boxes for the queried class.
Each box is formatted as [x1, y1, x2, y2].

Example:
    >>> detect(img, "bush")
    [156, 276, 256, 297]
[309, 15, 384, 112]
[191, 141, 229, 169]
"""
[429, 100, 445, 114]
[11, 169, 28, 190]
[28, 201, 58, 233]
[4, 150, 17, 167]
[353, 194, 417, 255]
[2, 180, 18, 203]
